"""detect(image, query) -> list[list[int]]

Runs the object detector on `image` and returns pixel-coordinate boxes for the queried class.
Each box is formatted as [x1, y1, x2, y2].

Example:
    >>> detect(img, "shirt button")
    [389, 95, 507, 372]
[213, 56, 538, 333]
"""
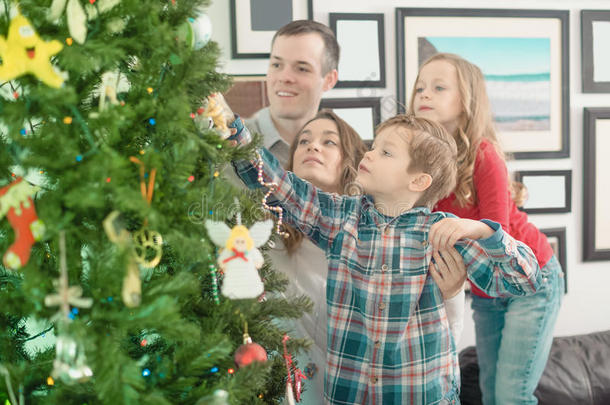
[384, 227, 391, 235]
[422, 240, 428, 247]
[381, 264, 388, 272]
[378, 302, 386, 310]
[543, 277, 548, 283]
[374, 340, 381, 349]
[370, 375, 378, 384]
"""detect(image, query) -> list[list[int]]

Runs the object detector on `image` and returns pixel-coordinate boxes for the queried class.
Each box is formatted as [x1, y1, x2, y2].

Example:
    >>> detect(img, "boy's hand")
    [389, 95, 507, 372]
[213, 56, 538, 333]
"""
[229, 127, 237, 146]
[430, 247, 467, 299]
[428, 218, 494, 251]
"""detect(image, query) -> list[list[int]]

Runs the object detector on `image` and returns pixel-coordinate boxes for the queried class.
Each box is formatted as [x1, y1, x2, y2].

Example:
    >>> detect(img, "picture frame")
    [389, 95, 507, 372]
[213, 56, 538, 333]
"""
[329, 13, 386, 88]
[581, 10, 610, 93]
[230, 0, 313, 59]
[319, 97, 381, 143]
[396, 8, 570, 159]
[583, 108, 610, 261]
[514, 170, 571, 214]
[223, 75, 268, 119]
[540, 227, 567, 293]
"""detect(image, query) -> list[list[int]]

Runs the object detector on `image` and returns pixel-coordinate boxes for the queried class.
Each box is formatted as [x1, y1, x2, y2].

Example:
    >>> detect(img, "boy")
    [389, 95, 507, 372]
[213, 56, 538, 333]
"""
[229, 114, 541, 404]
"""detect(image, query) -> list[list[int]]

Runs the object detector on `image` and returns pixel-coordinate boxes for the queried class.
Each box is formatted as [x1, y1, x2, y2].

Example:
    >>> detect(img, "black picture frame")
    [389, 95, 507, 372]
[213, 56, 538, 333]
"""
[230, 0, 313, 59]
[540, 227, 567, 293]
[514, 170, 571, 214]
[396, 8, 570, 159]
[581, 10, 610, 93]
[319, 97, 381, 144]
[329, 13, 386, 88]
[583, 108, 610, 261]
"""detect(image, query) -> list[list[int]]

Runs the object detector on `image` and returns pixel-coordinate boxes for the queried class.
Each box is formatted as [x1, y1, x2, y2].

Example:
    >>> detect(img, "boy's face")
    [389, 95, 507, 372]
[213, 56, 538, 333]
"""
[356, 127, 421, 202]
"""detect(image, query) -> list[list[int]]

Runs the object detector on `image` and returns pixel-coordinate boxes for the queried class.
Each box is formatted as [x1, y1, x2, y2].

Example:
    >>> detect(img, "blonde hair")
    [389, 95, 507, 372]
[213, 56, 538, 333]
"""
[408, 53, 505, 207]
[284, 109, 367, 253]
[225, 225, 253, 251]
[376, 115, 458, 209]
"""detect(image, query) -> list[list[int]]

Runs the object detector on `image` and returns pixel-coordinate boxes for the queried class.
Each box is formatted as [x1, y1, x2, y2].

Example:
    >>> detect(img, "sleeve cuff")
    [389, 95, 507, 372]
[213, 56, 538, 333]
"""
[477, 219, 502, 245]
[477, 218, 522, 261]
[227, 115, 252, 145]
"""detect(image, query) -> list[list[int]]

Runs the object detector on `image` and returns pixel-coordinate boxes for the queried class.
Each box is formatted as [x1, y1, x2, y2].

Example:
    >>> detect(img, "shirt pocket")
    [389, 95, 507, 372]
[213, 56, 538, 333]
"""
[398, 231, 430, 276]
[337, 219, 377, 277]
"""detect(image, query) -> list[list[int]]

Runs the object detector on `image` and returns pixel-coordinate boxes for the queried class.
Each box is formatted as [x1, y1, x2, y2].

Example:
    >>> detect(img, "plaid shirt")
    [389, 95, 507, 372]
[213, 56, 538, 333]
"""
[232, 125, 541, 404]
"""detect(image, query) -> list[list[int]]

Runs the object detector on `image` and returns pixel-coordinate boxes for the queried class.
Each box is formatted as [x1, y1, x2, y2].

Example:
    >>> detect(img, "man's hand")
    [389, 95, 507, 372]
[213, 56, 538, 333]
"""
[428, 218, 494, 251]
[429, 247, 467, 299]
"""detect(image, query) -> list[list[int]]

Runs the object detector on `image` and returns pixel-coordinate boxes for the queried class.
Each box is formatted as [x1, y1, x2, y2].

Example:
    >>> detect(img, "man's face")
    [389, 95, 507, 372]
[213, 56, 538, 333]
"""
[266, 33, 336, 122]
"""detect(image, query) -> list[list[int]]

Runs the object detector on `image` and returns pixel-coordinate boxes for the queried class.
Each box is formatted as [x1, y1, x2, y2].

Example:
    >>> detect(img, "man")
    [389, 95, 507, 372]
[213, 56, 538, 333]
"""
[245, 20, 339, 167]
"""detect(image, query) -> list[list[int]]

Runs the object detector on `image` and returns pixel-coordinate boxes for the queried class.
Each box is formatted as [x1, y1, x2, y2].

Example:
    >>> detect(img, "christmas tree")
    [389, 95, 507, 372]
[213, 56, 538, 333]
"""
[0, 1, 310, 404]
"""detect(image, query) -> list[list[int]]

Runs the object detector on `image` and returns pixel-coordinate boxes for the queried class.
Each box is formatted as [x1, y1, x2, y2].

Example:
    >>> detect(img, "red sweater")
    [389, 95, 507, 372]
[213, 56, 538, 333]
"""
[434, 139, 553, 298]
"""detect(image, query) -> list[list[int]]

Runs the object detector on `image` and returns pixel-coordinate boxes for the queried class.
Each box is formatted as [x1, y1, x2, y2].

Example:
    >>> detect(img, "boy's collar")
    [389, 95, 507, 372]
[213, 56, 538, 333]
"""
[361, 195, 430, 219]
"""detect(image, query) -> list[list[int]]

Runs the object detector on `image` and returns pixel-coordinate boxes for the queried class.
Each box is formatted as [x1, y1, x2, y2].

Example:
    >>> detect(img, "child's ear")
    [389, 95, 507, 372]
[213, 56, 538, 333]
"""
[409, 173, 433, 192]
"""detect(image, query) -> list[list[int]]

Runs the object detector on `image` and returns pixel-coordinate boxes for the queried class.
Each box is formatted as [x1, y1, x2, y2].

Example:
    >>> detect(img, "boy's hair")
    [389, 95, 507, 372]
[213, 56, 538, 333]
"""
[376, 115, 458, 209]
[284, 109, 367, 253]
[272, 20, 340, 76]
[407, 53, 503, 207]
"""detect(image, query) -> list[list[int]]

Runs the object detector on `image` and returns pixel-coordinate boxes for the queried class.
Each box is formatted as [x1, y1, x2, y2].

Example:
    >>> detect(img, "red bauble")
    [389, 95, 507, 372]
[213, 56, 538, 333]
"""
[234, 334, 267, 368]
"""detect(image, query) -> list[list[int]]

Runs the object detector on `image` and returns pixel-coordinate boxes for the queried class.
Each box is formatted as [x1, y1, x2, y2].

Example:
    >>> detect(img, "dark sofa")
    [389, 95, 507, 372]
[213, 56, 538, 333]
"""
[459, 330, 610, 405]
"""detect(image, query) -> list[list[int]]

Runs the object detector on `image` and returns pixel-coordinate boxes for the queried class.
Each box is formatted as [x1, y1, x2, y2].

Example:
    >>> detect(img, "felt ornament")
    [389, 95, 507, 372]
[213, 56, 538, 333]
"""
[0, 178, 45, 270]
[65, 0, 87, 44]
[205, 216, 272, 300]
[49, 0, 122, 43]
[0, 14, 64, 88]
[196, 93, 234, 139]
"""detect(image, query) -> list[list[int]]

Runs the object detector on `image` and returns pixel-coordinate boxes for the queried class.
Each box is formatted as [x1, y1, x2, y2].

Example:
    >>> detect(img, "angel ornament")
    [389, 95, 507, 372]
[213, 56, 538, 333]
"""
[205, 217, 273, 300]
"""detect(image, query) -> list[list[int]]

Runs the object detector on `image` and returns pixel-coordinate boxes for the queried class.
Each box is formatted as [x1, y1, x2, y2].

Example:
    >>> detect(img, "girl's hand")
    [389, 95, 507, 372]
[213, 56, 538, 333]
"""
[430, 247, 467, 299]
[428, 218, 494, 251]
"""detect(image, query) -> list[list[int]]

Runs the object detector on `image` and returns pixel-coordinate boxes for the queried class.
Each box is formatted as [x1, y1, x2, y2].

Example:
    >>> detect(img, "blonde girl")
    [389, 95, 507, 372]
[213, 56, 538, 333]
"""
[410, 52, 563, 405]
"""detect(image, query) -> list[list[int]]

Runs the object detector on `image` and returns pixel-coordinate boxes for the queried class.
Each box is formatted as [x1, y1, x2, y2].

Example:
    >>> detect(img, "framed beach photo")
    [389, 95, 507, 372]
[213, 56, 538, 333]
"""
[514, 170, 571, 214]
[329, 13, 386, 88]
[540, 227, 567, 293]
[230, 0, 313, 59]
[583, 108, 610, 261]
[319, 97, 381, 143]
[581, 10, 610, 93]
[396, 8, 570, 159]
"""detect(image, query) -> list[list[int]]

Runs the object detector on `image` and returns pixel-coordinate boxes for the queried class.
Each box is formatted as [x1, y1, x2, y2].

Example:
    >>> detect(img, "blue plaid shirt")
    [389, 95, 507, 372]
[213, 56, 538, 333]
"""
[231, 125, 541, 404]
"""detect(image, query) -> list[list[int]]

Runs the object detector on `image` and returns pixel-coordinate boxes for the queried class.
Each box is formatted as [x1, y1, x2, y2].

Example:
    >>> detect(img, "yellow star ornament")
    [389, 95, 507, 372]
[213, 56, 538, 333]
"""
[0, 14, 64, 88]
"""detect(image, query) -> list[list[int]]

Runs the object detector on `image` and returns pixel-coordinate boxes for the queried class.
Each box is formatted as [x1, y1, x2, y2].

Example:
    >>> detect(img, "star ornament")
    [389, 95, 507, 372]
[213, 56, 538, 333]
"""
[0, 14, 64, 88]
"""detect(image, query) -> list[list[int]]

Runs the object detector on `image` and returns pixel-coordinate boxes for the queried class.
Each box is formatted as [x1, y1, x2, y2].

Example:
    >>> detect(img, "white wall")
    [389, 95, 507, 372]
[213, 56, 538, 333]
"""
[207, 0, 610, 350]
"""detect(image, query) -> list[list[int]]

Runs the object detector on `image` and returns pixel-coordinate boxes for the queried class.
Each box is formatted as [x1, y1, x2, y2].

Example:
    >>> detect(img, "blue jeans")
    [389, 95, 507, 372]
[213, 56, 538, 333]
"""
[471, 255, 564, 405]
